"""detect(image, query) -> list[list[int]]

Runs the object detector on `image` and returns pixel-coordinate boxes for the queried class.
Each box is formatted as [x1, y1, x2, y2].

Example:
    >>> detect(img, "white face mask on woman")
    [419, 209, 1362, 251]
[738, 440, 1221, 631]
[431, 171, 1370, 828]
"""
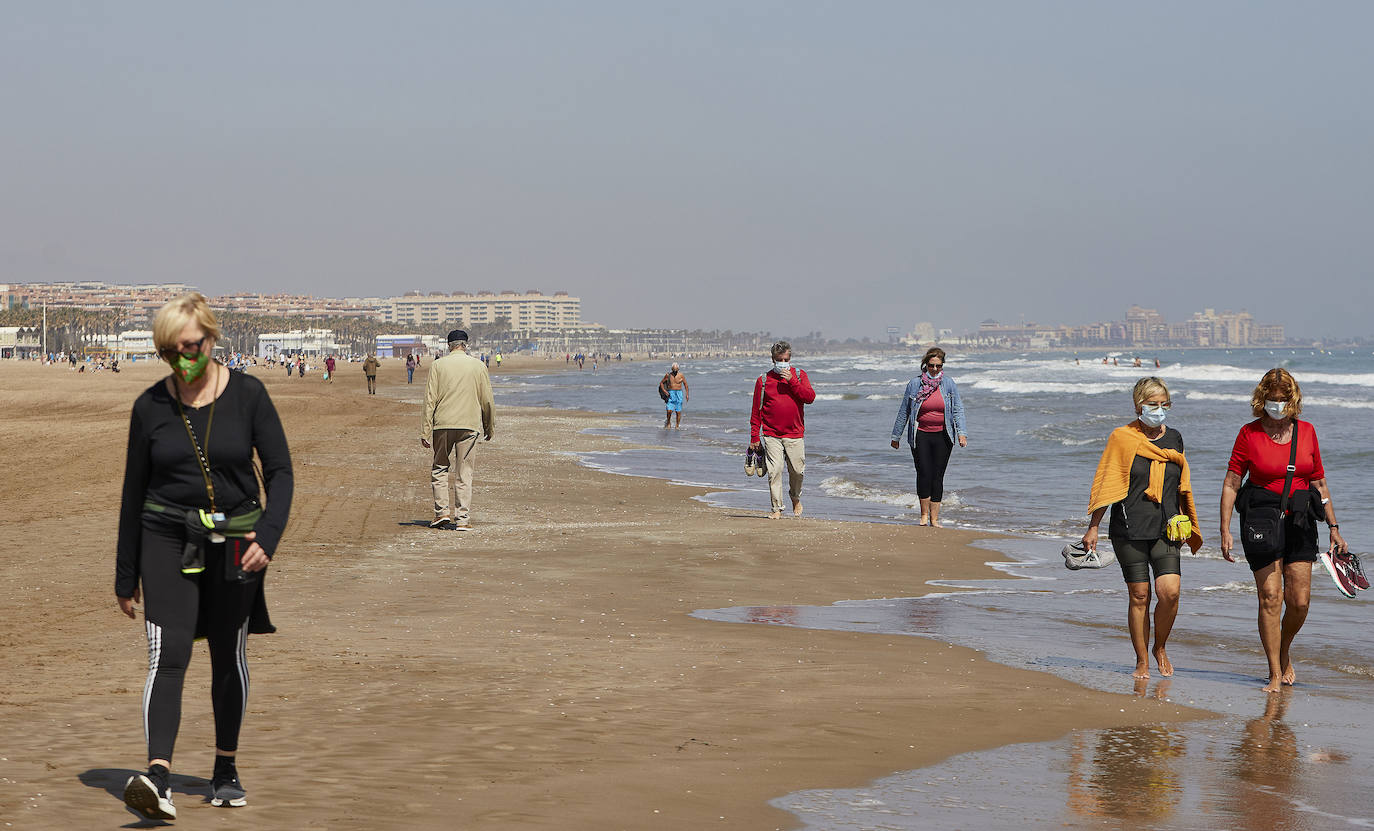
[773, 361, 790, 375]
[1264, 400, 1288, 420]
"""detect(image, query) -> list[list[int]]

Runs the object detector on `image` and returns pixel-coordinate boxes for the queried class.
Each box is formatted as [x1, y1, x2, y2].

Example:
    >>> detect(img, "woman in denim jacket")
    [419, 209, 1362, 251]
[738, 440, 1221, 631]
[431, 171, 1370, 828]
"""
[890, 347, 968, 526]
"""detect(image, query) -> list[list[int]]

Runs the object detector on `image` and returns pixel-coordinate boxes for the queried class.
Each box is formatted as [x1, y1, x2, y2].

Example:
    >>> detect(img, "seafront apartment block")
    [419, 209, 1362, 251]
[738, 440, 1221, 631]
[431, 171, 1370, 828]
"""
[381, 291, 580, 329]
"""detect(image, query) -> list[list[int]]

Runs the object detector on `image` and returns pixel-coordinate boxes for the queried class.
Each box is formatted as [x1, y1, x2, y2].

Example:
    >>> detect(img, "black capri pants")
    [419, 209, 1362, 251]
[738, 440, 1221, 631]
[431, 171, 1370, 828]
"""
[139, 518, 259, 762]
[911, 429, 955, 502]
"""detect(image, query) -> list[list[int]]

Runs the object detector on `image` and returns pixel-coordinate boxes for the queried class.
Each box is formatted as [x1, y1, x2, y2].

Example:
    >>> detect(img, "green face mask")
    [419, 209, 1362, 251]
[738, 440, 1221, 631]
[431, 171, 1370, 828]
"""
[173, 351, 211, 384]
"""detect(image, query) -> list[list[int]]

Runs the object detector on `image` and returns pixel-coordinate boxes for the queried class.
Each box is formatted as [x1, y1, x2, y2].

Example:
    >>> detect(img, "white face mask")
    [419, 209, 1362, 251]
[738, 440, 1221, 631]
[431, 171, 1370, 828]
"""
[1264, 400, 1288, 420]
[773, 360, 790, 375]
[1138, 405, 1167, 428]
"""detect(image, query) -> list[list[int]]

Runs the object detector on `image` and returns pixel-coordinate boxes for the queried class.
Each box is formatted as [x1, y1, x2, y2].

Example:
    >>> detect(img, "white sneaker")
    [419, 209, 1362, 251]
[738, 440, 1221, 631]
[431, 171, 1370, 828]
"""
[124, 770, 176, 820]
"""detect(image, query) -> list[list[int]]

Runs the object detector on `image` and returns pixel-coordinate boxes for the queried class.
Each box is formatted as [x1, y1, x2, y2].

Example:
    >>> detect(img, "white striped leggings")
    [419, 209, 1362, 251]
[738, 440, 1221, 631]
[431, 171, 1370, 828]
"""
[139, 520, 257, 763]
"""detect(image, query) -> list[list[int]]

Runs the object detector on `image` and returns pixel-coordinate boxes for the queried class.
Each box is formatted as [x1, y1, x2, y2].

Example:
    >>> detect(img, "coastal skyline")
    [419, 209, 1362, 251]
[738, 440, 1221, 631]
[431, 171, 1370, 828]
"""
[3, 3, 1372, 339]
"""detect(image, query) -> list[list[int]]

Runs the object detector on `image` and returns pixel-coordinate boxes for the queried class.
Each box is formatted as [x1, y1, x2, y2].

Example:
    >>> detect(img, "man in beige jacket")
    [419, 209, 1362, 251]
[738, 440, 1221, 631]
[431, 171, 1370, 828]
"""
[420, 330, 495, 529]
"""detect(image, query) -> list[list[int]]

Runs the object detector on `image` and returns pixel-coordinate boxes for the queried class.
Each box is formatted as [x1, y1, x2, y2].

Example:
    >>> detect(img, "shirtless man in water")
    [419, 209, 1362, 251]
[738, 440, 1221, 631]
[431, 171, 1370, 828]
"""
[660, 363, 689, 428]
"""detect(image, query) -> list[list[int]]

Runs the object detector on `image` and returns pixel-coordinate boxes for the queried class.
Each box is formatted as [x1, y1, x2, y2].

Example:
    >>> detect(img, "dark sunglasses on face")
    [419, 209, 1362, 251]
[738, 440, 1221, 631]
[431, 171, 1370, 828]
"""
[926, 362, 943, 370]
[163, 336, 207, 358]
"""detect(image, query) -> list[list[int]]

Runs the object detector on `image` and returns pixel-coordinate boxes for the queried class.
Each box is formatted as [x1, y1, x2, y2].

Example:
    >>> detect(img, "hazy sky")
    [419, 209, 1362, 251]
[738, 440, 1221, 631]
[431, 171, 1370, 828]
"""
[4, 2, 1371, 338]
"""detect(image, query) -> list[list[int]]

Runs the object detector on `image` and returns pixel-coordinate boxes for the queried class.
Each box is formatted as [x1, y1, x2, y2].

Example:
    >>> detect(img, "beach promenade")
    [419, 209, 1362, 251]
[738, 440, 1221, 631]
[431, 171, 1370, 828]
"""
[0, 358, 1207, 828]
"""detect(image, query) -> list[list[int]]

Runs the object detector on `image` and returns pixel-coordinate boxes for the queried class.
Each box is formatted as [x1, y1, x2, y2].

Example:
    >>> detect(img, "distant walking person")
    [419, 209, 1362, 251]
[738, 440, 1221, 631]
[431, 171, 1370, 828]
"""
[406, 353, 417, 384]
[362, 353, 379, 394]
[324, 354, 336, 383]
[889, 347, 968, 527]
[749, 341, 816, 519]
[660, 363, 689, 428]
[1219, 368, 1348, 691]
[421, 330, 495, 530]
[116, 292, 293, 819]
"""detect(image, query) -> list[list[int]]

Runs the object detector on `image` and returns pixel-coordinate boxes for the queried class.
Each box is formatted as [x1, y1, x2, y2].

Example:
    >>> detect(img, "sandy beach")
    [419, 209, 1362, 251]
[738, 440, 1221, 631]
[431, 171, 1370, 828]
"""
[0, 357, 1210, 829]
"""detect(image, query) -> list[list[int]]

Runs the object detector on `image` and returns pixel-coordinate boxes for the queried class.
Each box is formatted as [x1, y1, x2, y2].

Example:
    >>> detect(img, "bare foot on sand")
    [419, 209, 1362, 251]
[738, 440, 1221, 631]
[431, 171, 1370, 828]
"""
[1262, 677, 1282, 693]
[792, 501, 803, 517]
[1132, 662, 1150, 680]
[1152, 646, 1173, 677]
[1282, 665, 1296, 686]
[767, 511, 783, 520]
[918, 516, 930, 526]
[930, 520, 943, 528]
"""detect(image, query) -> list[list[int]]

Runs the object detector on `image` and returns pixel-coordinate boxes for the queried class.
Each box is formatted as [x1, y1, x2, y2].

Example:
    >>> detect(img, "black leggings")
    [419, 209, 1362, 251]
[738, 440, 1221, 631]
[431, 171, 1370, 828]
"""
[139, 519, 258, 762]
[911, 430, 954, 501]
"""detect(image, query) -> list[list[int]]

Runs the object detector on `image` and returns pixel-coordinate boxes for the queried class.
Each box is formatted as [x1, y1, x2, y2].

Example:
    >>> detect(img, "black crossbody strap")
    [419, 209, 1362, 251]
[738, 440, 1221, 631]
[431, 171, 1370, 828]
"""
[1279, 419, 1300, 517]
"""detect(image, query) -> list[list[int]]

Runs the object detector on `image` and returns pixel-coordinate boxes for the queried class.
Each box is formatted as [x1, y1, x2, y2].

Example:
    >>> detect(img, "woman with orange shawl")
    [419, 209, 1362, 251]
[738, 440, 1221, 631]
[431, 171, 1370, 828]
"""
[1083, 377, 1203, 680]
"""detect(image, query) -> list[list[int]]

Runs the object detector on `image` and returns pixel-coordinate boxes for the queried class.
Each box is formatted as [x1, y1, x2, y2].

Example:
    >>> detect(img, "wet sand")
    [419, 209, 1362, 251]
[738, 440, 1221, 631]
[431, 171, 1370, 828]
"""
[0, 358, 1210, 829]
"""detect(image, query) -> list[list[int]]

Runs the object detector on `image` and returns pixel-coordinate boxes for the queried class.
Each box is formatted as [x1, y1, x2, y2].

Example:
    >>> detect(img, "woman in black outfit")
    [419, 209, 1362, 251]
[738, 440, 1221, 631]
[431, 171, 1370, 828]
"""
[116, 293, 293, 819]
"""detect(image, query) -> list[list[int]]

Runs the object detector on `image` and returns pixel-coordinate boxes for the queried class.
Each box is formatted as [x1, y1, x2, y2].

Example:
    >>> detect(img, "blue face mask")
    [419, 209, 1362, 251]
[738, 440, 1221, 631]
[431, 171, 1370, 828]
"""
[1139, 405, 1167, 428]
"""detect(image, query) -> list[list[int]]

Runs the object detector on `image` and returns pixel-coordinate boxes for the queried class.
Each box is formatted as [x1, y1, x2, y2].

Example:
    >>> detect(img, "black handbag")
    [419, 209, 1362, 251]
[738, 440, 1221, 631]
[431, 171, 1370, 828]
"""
[1239, 422, 1300, 558]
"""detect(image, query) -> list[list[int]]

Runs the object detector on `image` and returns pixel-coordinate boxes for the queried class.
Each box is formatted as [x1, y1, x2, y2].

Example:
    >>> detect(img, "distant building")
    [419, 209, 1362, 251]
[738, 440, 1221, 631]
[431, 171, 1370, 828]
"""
[375, 334, 446, 356]
[257, 329, 338, 358]
[381, 290, 581, 329]
[0, 326, 41, 358]
[0, 285, 30, 311]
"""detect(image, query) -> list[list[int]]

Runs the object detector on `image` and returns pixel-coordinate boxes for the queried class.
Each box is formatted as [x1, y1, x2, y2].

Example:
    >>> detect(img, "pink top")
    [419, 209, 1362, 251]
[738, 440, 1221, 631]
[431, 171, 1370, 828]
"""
[917, 387, 945, 432]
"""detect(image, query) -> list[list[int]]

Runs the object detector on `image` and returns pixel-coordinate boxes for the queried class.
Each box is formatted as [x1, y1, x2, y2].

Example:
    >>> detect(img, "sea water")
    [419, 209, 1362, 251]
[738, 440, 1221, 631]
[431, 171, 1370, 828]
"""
[495, 349, 1374, 829]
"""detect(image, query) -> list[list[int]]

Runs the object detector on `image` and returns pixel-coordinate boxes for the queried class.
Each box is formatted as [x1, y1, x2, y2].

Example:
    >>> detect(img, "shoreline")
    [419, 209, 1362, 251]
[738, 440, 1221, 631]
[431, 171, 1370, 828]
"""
[0, 359, 1212, 828]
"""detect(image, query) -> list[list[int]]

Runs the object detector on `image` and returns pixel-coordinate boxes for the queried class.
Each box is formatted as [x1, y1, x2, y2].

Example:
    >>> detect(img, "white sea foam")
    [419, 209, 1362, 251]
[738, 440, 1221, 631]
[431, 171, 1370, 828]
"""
[1186, 391, 1374, 409]
[967, 378, 1129, 395]
[1198, 580, 1257, 594]
[818, 476, 963, 508]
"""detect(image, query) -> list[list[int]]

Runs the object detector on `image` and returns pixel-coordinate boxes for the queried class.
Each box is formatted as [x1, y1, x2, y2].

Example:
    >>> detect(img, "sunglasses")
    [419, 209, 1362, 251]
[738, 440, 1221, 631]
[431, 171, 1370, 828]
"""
[926, 362, 943, 369]
[162, 336, 207, 359]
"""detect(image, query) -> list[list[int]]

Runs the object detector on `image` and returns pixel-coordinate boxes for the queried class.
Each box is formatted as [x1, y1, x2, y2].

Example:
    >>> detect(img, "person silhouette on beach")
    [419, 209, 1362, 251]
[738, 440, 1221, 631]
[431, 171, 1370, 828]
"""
[660, 363, 689, 428]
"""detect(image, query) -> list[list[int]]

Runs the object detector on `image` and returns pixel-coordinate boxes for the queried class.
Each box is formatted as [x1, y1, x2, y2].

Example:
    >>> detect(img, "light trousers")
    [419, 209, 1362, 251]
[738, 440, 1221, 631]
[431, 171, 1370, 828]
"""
[762, 435, 805, 512]
[431, 428, 478, 520]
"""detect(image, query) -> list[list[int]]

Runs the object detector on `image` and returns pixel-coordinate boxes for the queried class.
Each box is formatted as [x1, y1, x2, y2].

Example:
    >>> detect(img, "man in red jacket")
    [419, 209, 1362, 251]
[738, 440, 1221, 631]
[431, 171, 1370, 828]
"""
[749, 341, 817, 518]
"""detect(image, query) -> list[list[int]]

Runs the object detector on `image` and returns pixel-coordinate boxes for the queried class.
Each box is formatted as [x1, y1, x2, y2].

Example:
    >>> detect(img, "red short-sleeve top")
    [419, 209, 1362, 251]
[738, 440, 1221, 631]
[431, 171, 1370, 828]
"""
[1227, 419, 1324, 494]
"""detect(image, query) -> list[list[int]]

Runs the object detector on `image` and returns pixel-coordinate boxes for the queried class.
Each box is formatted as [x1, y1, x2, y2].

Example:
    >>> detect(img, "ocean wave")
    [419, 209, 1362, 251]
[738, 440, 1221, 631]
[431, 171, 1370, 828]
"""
[1016, 425, 1099, 447]
[818, 475, 963, 508]
[1336, 664, 1374, 679]
[1186, 391, 1374, 409]
[814, 393, 863, 401]
[1198, 581, 1257, 594]
[967, 378, 1129, 395]
[865, 393, 899, 400]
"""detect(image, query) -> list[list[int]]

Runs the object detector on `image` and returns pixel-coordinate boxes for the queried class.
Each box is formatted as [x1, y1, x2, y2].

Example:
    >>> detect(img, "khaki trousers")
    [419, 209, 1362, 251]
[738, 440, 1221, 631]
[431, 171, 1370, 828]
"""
[762, 436, 805, 512]
[431, 429, 479, 520]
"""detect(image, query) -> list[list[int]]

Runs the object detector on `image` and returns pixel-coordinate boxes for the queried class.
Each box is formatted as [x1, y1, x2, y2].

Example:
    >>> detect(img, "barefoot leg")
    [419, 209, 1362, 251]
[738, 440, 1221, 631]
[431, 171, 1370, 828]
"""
[1255, 563, 1285, 690]
[1278, 561, 1312, 686]
[1127, 582, 1151, 679]
[1152, 573, 1180, 677]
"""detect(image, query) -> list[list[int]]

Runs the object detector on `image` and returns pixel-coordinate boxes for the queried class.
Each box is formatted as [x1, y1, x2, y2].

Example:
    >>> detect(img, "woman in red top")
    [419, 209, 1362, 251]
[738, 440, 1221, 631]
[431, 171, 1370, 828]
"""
[1220, 368, 1347, 692]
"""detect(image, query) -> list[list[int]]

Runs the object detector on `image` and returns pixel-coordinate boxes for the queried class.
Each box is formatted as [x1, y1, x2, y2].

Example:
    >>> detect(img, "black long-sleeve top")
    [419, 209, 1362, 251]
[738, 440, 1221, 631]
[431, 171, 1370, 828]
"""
[116, 370, 293, 598]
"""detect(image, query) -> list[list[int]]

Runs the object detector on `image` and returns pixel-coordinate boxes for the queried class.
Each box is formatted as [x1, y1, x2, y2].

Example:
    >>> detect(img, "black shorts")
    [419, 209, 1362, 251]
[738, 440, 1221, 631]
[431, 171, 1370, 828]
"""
[1110, 537, 1181, 584]
[1243, 514, 1319, 572]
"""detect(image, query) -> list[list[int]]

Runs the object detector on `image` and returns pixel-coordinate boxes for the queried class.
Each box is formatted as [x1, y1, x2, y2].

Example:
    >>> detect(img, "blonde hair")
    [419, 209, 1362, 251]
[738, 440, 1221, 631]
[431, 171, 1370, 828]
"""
[1132, 376, 1170, 409]
[152, 292, 221, 357]
[1251, 368, 1302, 418]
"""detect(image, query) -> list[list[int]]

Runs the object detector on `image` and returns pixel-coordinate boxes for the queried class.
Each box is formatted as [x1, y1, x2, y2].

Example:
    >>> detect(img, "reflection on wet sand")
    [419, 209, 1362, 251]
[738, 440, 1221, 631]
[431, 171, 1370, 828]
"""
[1066, 681, 1186, 823]
[1225, 692, 1308, 830]
[746, 606, 800, 625]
